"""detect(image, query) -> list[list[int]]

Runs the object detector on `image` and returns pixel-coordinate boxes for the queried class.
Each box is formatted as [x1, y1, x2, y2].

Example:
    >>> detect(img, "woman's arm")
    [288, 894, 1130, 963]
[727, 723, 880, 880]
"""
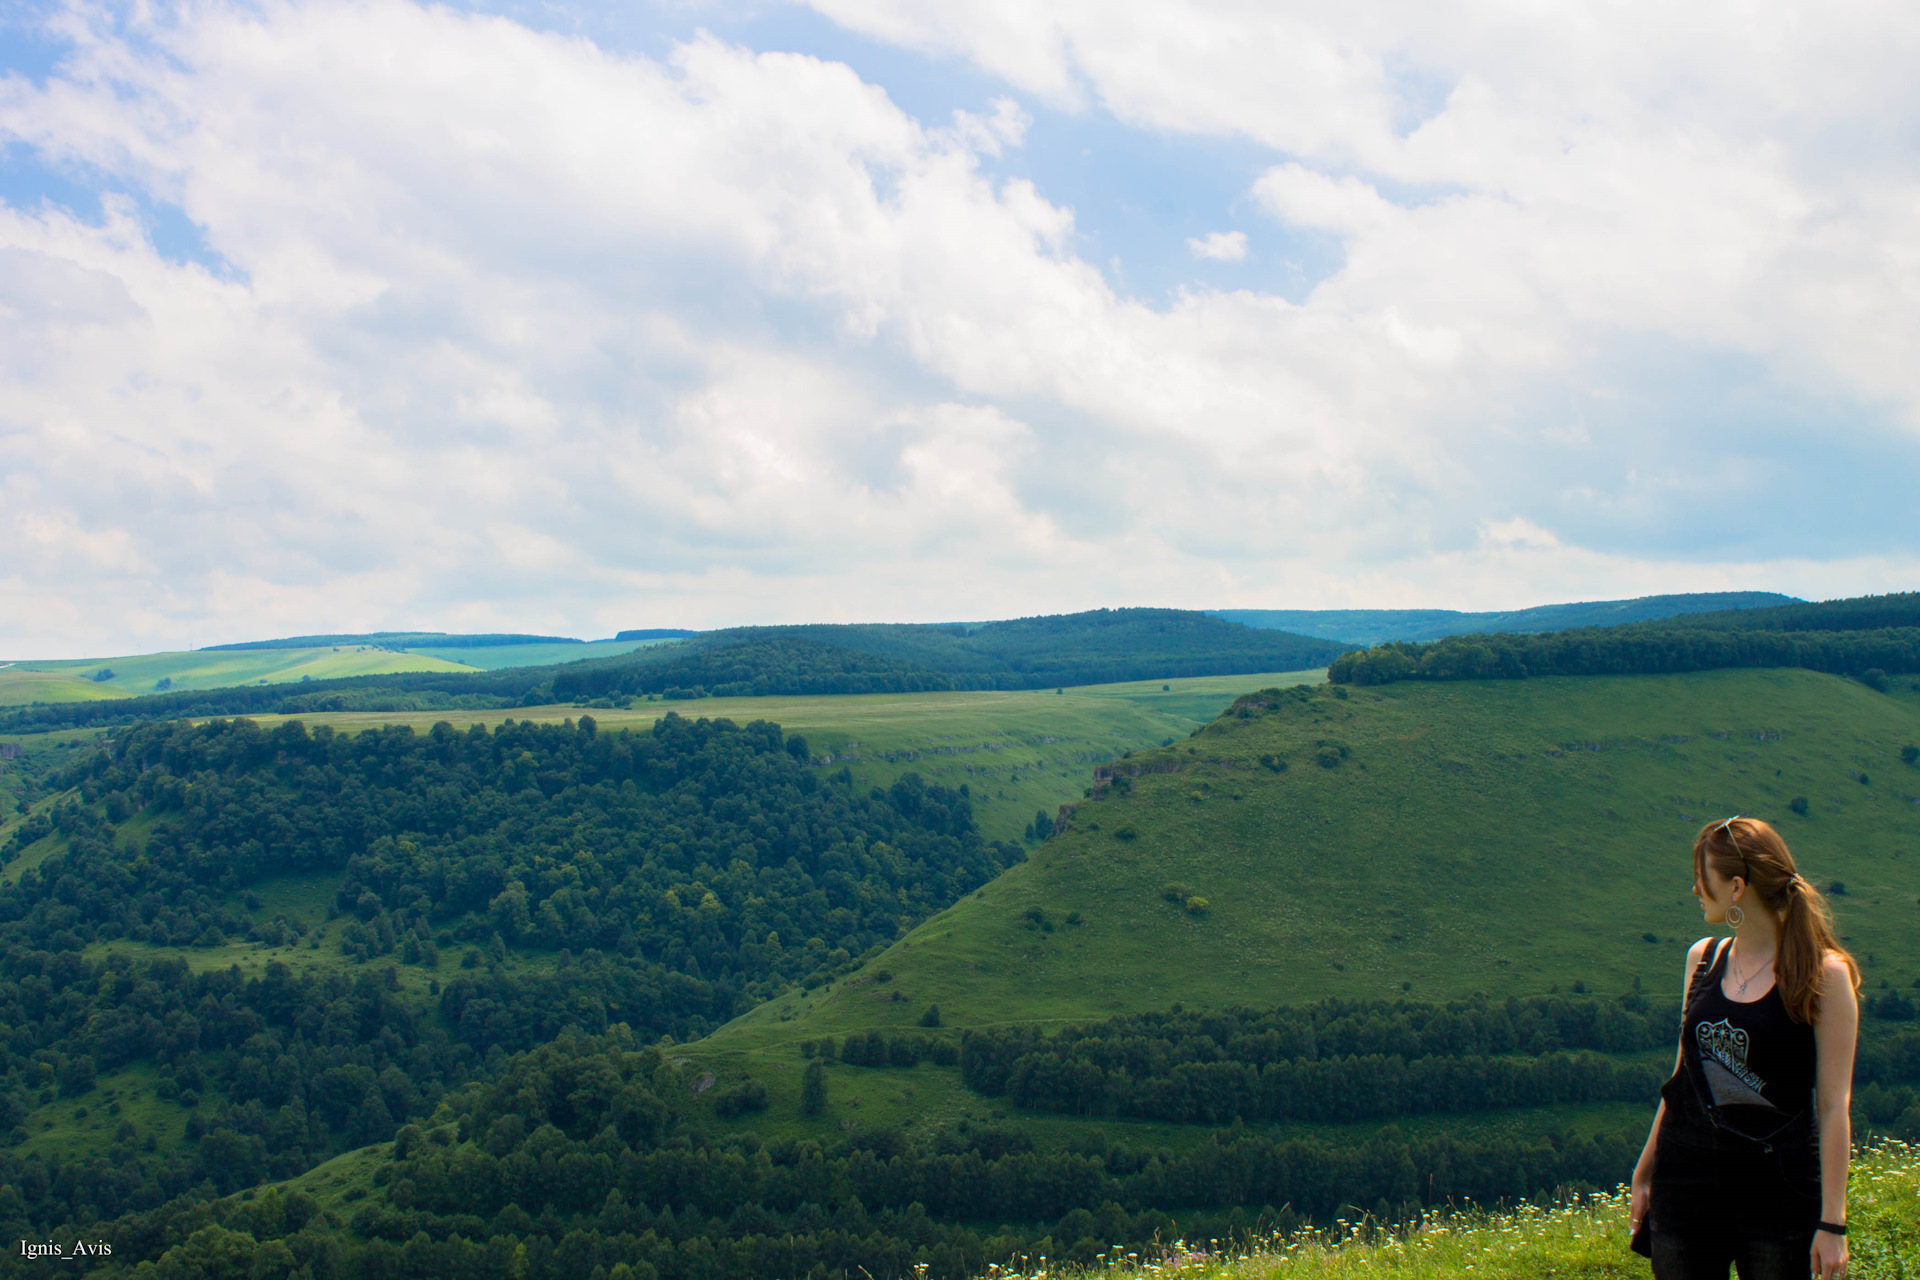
[1810, 951, 1858, 1280]
[1631, 938, 1710, 1232]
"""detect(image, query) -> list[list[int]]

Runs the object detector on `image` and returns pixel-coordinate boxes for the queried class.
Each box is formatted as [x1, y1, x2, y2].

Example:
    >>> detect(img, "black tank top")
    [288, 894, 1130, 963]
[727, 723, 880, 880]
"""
[1651, 938, 1822, 1239]
[1684, 937, 1818, 1121]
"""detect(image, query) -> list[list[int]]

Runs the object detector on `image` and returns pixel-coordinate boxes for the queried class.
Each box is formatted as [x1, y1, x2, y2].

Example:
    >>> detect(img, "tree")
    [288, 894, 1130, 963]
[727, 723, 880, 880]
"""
[801, 1060, 827, 1116]
[57, 1055, 95, 1098]
[920, 1005, 942, 1028]
[1789, 796, 1810, 816]
[1031, 809, 1054, 841]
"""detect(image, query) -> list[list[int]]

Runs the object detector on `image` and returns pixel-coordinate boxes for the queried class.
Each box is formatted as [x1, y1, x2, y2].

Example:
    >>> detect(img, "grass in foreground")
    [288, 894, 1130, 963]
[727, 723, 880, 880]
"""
[1033, 1140, 1919, 1280]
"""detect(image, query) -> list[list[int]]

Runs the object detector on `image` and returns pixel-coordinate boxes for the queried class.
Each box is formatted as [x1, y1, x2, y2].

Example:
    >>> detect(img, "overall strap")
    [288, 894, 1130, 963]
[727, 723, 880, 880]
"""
[1686, 936, 1732, 1005]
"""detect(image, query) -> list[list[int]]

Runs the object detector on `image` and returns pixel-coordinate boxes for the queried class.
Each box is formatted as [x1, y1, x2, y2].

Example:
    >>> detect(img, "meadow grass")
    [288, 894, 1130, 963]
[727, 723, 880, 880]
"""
[0, 645, 483, 704]
[0, 666, 128, 704]
[1000, 1140, 1920, 1280]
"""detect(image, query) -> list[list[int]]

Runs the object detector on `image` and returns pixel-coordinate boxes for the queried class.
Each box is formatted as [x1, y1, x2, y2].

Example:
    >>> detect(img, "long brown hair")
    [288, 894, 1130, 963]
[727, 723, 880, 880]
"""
[1693, 817, 1859, 1024]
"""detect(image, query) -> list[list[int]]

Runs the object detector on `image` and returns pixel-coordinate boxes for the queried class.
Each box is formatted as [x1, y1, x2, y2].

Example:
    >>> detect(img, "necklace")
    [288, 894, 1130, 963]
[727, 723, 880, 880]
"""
[1731, 943, 1775, 996]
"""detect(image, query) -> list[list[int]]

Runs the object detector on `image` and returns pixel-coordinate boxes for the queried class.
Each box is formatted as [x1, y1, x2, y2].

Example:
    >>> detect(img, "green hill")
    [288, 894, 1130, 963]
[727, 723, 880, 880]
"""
[545, 610, 1350, 701]
[678, 667, 1920, 1131]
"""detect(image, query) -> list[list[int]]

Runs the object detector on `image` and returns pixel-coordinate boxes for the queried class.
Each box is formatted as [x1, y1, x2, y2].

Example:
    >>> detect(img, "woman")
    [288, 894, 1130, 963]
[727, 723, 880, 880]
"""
[1630, 816, 1859, 1280]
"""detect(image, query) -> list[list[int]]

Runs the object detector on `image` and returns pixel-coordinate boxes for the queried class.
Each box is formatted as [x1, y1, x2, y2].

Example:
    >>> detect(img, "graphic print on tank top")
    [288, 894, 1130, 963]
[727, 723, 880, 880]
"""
[1695, 1017, 1776, 1109]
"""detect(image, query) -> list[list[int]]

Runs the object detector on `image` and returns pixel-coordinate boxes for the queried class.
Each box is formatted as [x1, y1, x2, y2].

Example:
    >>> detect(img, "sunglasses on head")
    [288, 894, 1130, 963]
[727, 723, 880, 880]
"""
[1716, 815, 1752, 886]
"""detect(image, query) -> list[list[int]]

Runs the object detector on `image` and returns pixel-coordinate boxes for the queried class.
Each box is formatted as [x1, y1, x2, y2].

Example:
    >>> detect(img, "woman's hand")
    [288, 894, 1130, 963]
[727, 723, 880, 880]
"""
[1628, 1169, 1651, 1239]
[1810, 1228, 1847, 1279]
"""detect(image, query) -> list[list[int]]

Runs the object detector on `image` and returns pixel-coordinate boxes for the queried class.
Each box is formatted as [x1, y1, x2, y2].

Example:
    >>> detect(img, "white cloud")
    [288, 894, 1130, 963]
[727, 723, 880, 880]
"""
[1186, 230, 1246, 261]
[807, 0, 1920, 416]
[0, 0, 1917, 655]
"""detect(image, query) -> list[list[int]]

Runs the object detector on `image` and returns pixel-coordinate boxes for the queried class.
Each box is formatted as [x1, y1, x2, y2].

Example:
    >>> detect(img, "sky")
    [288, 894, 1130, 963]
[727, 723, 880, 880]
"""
[2, 0, 1917, 655]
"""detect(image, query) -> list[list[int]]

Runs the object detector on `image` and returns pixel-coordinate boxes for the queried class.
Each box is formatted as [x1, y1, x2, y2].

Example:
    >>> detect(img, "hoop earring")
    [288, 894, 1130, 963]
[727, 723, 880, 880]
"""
[1725, 904, 1745, 928]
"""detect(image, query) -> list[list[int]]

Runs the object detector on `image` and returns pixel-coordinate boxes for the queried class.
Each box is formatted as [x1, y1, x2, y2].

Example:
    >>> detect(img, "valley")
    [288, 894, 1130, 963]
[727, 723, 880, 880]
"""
[0, 603, 1917, 1277]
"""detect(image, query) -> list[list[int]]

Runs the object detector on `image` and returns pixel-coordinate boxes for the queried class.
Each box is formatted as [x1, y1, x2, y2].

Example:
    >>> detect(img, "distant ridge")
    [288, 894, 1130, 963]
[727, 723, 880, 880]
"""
[613, 628, 701, 641]
[1213, 591, 1800, 646]
[8, 609, 1348, 731]
[202, 631, 583, 651]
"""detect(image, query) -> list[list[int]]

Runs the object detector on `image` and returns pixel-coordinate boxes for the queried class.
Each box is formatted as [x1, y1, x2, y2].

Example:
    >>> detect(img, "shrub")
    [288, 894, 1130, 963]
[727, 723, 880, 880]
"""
[1184, 897, 1210, 915]
[1316, 748, 1342, 769]
[800, 1061, 826, 1116]
[1861, 668, 1891, 692]
[919, 1005, 941, 1028]
[1259, 754, 1288, 772]
[714, 1079, 768, 1119]
[1830, 881, 1848, 895]
[1113, 826, 1137, 840]
[1790, 796, 1810, 815]
[1903, 745, 1919, 766]
[1160, 883, 1192, 903]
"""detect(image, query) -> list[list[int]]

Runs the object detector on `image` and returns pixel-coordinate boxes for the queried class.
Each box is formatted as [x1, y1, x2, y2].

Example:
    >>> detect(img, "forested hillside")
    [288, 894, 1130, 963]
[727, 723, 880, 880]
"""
[9, 714, 1015, 1013]
[1215, 590, 1798, 644]
[0, 712, 1027, 1263]
[1329, 595, 1920, 687]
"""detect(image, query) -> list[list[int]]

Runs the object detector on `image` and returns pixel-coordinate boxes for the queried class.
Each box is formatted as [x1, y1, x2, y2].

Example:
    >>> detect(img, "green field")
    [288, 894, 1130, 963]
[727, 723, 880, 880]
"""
[668, 667, 1920, 1144]
[0, 646, 476, 704]
[0, 637, 673, 706]
[0, 666, 129, 704]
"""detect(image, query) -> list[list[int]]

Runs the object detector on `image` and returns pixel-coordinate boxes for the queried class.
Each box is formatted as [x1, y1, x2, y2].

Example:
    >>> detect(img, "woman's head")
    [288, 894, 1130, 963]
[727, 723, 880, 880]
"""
[1692, 816, 1858, 1023]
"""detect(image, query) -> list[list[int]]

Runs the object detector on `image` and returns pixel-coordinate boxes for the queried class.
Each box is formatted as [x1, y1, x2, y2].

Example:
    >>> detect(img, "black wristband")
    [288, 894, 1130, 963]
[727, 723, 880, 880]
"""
[1815, 1221, 1847, 1236]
